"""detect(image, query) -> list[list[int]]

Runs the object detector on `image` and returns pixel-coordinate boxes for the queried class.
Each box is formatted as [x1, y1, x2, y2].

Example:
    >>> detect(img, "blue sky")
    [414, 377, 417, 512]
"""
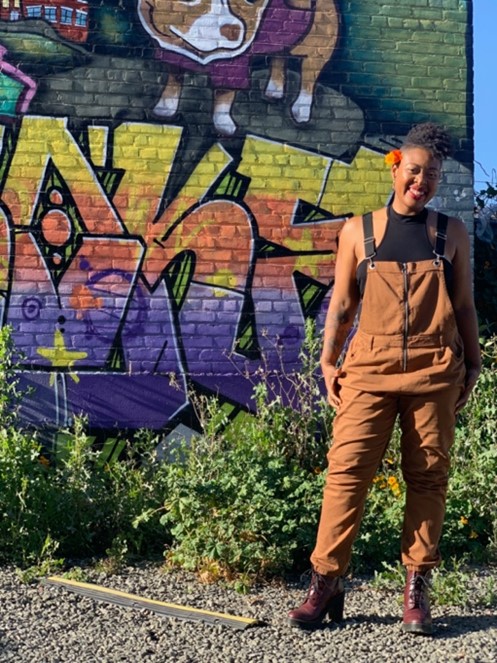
[474, 0, 496, 187]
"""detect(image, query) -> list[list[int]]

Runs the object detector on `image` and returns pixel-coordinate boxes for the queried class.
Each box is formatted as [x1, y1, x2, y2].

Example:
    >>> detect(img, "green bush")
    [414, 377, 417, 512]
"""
[0, 420, 168, 566]
[475, 181, 497, 333]
[157, 327, 497, 581]
[442, 347, 497, 562]
[156, 322, 332, 584]
[0, 335, 167, 566]
[157, 395, 327, 584]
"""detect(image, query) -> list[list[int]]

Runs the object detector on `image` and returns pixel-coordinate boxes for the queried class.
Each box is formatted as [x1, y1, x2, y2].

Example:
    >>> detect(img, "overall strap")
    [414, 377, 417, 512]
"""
[433, 212, 449, 260]
[362, 212, 376, 261]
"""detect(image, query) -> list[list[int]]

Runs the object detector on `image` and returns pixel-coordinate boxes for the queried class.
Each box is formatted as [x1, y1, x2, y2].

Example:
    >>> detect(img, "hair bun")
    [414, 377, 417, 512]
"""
[402, 122, 453, 160]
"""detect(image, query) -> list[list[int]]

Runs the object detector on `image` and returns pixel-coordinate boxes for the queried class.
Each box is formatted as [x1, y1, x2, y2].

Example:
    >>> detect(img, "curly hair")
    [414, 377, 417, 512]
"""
[401, 122, 453, 160]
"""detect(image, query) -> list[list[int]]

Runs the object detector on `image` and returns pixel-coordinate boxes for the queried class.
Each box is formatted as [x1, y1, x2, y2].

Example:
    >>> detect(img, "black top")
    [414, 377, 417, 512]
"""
[356, 207, 454, 297]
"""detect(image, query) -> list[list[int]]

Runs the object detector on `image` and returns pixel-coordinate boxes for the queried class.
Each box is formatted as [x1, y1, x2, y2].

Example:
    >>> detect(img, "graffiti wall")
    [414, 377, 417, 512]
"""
[0, 0, 473, 434]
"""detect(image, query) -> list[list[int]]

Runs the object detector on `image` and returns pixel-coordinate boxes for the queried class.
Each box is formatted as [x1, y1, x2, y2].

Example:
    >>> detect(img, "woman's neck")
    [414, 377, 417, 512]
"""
[389, 204, 427, 220]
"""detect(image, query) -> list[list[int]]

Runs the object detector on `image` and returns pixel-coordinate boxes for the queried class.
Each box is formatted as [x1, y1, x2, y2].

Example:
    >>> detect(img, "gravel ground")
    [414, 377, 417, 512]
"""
[0, 563, 496, 663]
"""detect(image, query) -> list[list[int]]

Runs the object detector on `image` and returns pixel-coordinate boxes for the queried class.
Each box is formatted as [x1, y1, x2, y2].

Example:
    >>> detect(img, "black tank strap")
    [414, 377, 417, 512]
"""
[434, 212, 449, 258]
[362, 212, 376, 259]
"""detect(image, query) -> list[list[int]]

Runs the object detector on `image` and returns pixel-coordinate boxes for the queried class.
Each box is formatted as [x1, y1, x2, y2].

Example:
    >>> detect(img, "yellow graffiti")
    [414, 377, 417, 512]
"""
[0, 118, 392, 296]
[237, 135, 332, 203]
[2, 117, 123, 234]
[87, 126, 109, 167]
[320, 146, 392, 215]
[111, 122, 183, 236]
[211, 268, 239, 296]
[37, 329, 88, 383]
[140, 145, 233, 287]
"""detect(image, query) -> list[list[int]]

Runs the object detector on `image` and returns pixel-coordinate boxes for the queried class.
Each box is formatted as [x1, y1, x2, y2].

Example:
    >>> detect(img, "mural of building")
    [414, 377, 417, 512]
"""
[0, 0, 88, 42]
[0, 0, 473, 439]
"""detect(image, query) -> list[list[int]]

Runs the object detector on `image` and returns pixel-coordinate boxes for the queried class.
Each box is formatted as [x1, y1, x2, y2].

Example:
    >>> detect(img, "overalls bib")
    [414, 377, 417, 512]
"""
[311, 211, 466, 576]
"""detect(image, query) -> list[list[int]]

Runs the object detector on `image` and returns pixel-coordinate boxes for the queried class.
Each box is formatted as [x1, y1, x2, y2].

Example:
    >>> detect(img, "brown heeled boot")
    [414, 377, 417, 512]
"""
[288, 570, 345, 629]
[402, 570, 432, 635]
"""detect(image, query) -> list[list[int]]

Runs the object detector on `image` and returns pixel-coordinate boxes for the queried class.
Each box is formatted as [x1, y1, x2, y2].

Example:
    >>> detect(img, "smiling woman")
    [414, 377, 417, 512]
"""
[287, 122, 482, 636]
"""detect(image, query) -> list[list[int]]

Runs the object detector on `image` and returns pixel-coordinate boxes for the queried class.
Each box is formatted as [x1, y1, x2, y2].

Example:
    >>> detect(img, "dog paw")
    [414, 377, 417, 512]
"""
[264, 78, 284, 100]
[291, 91, 313, 123]
[153, 96, 179, 118]
[213, 108, 237, 136]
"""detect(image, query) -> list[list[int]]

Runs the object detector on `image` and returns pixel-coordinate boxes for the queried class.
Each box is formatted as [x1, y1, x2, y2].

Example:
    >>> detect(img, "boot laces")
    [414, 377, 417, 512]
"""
[308, 571, 338, 600]
[409, 573, 430, 608]
[309, 571, 325, 595]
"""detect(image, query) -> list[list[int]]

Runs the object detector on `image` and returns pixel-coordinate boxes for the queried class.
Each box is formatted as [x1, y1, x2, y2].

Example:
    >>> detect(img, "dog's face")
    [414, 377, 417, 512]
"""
[138, 0, 271, 64]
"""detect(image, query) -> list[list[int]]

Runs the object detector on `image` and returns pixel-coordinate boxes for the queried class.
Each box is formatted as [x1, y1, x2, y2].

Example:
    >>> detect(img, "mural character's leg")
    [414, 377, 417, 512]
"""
[289, 0, 339, 124]
[153, 73, 183, 118]
[264, 56, 285, 101]
[213, 89, 237, 136]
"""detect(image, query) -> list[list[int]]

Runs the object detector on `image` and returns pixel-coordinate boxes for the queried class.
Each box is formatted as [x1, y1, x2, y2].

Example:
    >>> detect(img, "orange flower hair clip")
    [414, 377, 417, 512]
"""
[384, 149, 402, 166]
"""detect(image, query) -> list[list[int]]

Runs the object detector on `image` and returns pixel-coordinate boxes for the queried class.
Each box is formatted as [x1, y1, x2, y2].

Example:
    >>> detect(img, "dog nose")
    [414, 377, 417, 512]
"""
[220, 24, 241, 42]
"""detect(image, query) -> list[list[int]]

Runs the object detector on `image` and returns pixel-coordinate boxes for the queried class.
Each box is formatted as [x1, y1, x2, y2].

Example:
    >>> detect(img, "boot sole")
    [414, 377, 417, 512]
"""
[288, 615, 344, 630]
[287, 617, 324, 630]
[288, 589, 345, 629]
[402, 622, 433, 635]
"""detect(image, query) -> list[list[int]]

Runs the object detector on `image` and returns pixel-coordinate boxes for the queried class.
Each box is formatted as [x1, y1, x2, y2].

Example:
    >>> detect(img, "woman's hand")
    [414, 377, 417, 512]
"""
[455, 366, 480, 414]
[322, 365, 343, 409]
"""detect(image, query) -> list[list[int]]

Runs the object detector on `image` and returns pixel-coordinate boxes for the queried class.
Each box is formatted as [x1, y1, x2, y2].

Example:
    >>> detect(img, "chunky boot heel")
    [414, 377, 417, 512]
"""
[327, 589, 345, 622]
[288, 571, 345, 629]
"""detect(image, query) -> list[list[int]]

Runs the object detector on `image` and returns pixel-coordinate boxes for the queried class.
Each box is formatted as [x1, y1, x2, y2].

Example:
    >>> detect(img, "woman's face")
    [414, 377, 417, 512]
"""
[391, 147, 441, 215]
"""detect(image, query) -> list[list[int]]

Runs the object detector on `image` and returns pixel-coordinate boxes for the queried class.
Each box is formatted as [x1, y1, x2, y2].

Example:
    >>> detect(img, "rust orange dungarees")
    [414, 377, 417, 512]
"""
[311, 212, 466, 576]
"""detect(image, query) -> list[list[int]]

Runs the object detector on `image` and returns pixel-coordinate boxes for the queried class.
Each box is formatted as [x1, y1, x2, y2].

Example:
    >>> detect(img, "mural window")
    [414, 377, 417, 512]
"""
[44, 6, 56, 22]
[5, 0, 20, 10]
[9, 11, 20, 19]
[75, 9, 86, 27]
[26, 5, 42, 18]
[60, 6, 73, 24]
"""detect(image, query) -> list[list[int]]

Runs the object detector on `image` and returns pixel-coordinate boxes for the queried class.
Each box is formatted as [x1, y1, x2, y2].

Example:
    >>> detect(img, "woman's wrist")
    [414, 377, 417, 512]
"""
[322, 364, 341, 379]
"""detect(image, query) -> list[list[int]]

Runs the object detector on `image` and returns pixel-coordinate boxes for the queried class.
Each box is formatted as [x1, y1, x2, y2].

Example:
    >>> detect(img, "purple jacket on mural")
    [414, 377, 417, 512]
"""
[154, 0, 313, 90]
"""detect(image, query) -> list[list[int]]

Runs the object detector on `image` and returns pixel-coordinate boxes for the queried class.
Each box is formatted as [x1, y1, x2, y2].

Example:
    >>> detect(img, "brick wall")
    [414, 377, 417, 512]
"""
[0, 0, 473, 432]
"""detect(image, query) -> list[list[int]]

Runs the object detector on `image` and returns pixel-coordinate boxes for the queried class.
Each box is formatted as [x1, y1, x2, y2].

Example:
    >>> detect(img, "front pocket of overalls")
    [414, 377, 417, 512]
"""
[343, 333, 404, 375]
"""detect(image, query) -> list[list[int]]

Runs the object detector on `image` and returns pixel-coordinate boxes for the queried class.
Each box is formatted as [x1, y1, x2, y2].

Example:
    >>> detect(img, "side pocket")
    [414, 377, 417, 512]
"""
[450, 335, 464, 360]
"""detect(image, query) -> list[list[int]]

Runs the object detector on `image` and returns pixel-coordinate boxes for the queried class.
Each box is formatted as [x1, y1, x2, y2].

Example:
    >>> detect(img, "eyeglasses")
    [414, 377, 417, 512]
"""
[402, 165, 441, 182]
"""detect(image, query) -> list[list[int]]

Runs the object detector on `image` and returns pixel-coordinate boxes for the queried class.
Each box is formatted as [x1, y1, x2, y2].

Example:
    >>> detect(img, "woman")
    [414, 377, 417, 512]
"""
[288, 123, 481, 634]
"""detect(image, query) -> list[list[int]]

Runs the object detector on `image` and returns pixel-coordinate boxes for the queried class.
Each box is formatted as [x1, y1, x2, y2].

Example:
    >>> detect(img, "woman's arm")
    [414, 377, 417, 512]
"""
[449, 217, 482, 413]
[321, 218, 361, 408]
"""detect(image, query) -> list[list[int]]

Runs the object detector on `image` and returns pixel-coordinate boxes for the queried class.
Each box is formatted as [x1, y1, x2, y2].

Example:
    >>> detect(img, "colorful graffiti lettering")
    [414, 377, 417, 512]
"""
[0, 117, 393, 428]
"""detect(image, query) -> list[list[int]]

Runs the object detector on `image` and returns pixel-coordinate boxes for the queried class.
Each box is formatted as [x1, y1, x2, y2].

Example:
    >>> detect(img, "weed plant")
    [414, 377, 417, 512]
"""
[0, 330, 167, 567]
[156, 320, 333, 585]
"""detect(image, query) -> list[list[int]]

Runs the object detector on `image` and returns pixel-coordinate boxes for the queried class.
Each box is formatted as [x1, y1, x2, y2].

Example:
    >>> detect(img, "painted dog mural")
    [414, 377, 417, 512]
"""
[137, 0, 339, 135]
